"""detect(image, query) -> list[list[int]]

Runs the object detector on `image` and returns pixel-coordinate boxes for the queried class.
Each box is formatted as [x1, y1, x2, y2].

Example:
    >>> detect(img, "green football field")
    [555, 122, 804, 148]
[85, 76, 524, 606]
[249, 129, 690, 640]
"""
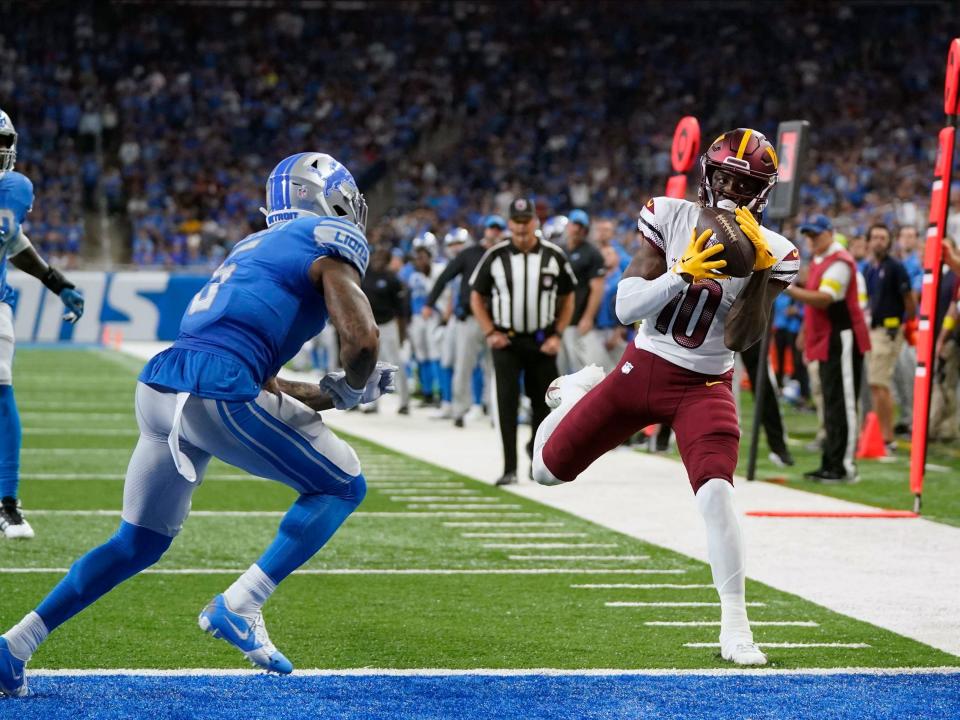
[0, 348, 956, 671]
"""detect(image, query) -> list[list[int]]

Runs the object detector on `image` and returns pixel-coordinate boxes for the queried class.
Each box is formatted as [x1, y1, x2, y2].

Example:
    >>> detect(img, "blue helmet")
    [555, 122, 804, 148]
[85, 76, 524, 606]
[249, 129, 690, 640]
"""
[412, 231, 438, 255]
[264, 152, 368, 232]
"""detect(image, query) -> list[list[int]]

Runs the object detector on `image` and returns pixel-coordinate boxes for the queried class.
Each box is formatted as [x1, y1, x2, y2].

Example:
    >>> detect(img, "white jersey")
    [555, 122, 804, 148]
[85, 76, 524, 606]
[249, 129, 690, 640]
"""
[633, 197, 799, 375]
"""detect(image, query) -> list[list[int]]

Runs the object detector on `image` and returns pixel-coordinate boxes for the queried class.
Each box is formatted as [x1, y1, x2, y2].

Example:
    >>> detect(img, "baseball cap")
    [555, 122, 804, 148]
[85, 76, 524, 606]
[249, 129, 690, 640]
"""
[508, 197, 535, 222]
[798, 214, 832, 235]
[569, 209, 590, 227]
[484, 214, 507, 230]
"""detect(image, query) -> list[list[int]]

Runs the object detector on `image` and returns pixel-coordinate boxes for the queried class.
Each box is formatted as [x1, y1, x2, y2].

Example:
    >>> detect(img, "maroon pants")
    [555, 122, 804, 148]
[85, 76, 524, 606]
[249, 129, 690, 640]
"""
[541, 344, 740, 493]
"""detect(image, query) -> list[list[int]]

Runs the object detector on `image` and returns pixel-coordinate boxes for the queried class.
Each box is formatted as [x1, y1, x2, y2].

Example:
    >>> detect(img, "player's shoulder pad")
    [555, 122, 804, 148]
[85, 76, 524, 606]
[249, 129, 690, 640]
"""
[304, 216, 370, 278]
[638, 196, 688, 255]
[2, 171, 34, 206]
[764, 227, 800, 282]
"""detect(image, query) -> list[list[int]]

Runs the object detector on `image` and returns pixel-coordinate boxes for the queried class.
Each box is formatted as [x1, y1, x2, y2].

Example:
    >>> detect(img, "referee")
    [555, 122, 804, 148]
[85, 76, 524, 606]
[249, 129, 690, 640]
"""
[470, 197, 577, 485]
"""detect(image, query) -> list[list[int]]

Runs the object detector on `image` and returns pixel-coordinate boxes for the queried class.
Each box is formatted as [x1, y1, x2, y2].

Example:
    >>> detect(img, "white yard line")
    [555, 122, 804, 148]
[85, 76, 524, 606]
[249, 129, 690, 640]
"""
[483, 543, 617, 549]
[685, 643, 870, 650]
[380, 489, 477, 495]
[443, 522, 565, 527]
[23, 666, 960, 676]
[0, 567, 679, 576]
[390, 496, 501, 503]
[607, 602, 766, 608]
[407, 504, 525, 510]
[509, 555, 648, 561]
[462, 533, 587, 538]
[22, 428, 140, 435]
[22, 510, 543, 519]
[648, 621, 818, 627]
[572, 584, 713, 590]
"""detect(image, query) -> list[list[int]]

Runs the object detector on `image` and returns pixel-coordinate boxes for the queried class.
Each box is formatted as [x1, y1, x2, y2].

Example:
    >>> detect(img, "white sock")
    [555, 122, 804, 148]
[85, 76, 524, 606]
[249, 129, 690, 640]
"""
[223, 564, 277, 617]
[695, 478, 753, 645]
[3, 611, 49, 662]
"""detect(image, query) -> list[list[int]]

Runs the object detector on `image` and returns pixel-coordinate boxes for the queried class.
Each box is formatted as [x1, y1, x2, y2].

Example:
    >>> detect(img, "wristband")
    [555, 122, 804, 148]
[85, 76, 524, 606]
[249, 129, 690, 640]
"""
[41, 267, 75, 296]
[944, 316, 956, 331]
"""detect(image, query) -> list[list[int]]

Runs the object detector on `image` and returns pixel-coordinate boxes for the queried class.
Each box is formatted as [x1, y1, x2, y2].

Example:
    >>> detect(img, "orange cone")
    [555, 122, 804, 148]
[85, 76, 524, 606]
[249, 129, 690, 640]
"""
[856, 411, 886, 459]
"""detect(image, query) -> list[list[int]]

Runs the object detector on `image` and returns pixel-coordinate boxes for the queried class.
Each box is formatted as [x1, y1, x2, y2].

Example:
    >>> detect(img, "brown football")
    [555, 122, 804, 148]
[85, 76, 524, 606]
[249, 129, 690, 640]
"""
[696, 207, 755, 278]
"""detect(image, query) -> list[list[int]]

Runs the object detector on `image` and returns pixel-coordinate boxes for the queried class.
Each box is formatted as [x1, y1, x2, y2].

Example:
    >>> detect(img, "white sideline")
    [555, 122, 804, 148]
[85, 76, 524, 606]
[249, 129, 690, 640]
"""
[121, 343, 960, 657]
[25, 666, 960, 676]
[685, 643, 871, 650]
[22, 510, 540, 519]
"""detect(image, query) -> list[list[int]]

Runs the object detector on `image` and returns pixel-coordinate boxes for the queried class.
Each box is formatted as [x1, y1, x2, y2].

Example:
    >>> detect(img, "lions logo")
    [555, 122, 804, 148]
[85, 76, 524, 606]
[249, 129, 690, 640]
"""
[322, 162, 358, 199]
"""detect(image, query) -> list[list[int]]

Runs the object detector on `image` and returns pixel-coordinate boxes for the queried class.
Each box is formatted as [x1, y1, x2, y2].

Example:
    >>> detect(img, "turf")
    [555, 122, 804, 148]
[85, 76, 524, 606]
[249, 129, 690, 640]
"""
[1, 349, 956, 672]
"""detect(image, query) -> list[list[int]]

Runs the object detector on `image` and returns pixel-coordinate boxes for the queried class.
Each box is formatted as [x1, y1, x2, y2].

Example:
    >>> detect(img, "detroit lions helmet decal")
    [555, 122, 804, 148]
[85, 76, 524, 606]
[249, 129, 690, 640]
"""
[0, 109, 16, 173]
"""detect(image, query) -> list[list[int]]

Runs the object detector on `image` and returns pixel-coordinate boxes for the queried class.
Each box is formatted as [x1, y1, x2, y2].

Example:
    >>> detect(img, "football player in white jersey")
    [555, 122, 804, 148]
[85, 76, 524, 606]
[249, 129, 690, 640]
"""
[532, 128, 799, 666]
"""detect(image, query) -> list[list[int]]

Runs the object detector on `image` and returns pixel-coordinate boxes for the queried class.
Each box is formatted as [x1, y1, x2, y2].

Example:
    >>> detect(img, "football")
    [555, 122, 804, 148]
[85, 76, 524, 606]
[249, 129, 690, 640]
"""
[696, 207, 756, 278]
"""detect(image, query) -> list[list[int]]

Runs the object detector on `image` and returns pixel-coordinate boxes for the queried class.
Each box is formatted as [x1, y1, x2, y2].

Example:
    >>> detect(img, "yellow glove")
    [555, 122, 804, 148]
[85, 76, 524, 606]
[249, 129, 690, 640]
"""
[673, 228, 729, 282]
[735, 206, 777, 271]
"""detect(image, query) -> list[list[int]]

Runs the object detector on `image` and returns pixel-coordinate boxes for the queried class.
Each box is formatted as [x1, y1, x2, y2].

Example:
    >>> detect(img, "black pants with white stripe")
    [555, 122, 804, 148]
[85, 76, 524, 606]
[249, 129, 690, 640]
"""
[492, 336, 558, 475]
[819, 329, 864, 477]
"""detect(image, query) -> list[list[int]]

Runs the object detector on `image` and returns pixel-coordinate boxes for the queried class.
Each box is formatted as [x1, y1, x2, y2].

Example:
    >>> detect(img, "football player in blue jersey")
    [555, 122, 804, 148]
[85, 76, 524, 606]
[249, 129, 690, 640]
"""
[0, 109, 84, 540]
[0, 152, 395, 696]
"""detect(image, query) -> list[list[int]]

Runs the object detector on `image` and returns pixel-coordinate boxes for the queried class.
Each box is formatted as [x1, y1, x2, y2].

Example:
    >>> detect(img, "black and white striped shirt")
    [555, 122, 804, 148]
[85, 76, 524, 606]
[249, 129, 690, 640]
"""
[469, 238, 577, 334]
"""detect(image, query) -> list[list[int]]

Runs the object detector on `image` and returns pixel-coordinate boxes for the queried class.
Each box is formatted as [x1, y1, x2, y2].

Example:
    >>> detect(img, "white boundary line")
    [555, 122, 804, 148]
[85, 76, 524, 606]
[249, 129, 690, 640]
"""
[408, 504, 525, 510]
[391, 496, 500, 503]
[24, 667, 960, 677]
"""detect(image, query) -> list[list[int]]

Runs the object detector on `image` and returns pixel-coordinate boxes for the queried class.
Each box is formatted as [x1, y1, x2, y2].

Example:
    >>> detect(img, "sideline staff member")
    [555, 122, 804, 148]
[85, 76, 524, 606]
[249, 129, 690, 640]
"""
[470, 197, 577, 485]
[787, 215, 870, 482]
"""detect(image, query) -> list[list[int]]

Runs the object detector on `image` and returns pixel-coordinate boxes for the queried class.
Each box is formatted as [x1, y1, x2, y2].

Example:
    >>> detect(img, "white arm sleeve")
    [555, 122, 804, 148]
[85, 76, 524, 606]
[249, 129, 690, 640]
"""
[7, 229, 33, 258]
[615, 271, 687, 325]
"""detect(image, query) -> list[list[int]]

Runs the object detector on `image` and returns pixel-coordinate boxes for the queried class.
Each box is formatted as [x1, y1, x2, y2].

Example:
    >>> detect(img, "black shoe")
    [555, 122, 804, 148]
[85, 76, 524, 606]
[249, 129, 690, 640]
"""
[769, 449, 795, 467]
[894, 422, 911, 436]
[453, 417, 464, 428]
[814, 469, 860, 484]
[397, 405, 409, 416]
[495, 472, 518, 486]
[417, 394, 437, 408]
[803, 468, 826, 480]
[0, 496, 34, 539]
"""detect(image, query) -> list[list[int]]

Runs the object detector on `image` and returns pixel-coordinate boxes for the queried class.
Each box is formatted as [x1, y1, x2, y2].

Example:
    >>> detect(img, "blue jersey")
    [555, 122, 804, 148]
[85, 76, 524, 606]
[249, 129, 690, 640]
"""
[140, 215, 369, 401]
[0, 171, 34, 304]
[407, 269, 434, 315]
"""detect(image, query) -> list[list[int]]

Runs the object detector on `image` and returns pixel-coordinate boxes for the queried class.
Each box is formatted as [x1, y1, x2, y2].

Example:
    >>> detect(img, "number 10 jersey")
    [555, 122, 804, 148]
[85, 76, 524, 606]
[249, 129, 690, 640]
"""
[634, 197, 799, 376]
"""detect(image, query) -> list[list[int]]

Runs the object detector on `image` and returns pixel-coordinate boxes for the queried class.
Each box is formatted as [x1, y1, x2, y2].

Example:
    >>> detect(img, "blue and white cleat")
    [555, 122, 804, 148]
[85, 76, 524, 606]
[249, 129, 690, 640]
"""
[0, 637, 28, 698]
[198, 595, 293, 674]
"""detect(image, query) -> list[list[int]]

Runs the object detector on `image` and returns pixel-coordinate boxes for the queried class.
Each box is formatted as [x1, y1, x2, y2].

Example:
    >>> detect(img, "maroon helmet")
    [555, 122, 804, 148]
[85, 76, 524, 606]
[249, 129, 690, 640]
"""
[698, 128, 778, 214]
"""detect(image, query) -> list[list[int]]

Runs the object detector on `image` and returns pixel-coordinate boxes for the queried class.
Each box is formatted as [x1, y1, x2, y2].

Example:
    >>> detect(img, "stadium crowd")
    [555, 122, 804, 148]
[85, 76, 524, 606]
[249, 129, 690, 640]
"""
[2, 1, 960, 466]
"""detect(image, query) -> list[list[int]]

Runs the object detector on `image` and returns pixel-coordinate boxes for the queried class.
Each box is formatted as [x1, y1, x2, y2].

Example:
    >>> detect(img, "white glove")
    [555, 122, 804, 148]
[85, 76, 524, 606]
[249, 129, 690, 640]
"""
[319, 362, 399, 410]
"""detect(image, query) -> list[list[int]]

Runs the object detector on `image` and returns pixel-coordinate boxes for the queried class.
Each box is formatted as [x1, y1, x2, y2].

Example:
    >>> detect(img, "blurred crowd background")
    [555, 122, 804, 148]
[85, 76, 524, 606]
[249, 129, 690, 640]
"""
[2, 0, 960, 443]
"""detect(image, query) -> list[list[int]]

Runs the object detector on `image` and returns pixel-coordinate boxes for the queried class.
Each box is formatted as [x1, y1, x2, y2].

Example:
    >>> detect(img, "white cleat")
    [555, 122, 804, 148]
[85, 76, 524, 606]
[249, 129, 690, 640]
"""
[721, 640, 768, 666]
[0, 499, 34, 540]
[545, 364, 605, 409]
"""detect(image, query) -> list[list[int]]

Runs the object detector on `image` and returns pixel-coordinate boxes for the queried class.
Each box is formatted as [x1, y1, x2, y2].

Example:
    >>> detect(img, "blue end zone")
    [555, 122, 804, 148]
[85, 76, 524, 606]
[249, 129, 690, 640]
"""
[6, 673, 959, 720]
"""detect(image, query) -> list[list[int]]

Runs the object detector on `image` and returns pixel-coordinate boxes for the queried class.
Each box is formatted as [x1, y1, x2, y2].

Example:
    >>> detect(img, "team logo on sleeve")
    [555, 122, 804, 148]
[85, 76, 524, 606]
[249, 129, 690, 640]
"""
[645, 198, 655, 212]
